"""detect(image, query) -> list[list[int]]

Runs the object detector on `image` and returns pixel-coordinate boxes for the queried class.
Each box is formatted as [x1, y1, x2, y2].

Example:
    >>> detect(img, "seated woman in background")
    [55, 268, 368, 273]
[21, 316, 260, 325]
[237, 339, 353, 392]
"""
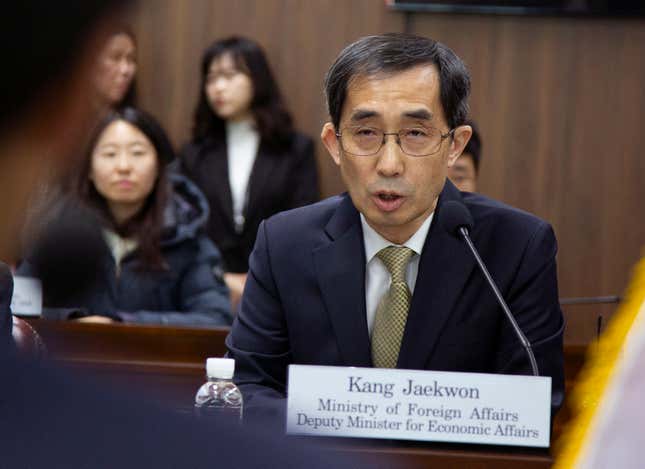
[179, 36, 319, 308]
[94, 27, 137, 109]
[19, 107, 232, 327]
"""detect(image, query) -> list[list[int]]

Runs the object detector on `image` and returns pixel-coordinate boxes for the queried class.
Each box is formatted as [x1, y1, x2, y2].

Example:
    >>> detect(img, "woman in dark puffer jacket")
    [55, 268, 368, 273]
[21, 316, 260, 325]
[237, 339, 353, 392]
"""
[19, 107, 232, 327]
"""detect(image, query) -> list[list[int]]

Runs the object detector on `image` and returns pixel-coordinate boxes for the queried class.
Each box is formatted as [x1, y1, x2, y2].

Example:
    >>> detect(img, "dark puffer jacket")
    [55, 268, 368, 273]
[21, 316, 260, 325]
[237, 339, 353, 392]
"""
[18, 174, 232, 327]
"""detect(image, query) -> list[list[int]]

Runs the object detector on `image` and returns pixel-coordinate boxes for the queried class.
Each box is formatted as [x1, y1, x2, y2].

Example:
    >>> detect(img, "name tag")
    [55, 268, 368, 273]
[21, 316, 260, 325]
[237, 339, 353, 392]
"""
[287, 365, 551, 447]
[11, 276, 43, 316]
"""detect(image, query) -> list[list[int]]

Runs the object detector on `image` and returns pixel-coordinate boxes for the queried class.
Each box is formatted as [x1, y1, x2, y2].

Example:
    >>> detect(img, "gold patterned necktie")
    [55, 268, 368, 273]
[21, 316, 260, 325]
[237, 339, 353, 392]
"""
[371, 246, 415, 368]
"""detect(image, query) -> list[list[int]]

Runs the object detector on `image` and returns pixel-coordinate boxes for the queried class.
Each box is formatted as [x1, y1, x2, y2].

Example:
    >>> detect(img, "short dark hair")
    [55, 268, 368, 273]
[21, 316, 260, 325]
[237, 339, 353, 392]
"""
[463, 119, 482, 172]
[324, 33, 470, 130]
[191, 36, 294, 149]
[1, 1, 126, 135]
[75, 107, 173, 269]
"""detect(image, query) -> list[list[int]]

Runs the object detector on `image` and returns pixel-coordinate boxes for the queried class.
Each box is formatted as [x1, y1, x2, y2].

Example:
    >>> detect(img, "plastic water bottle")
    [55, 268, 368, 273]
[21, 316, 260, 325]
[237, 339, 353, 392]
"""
[194, 358, 243, 421]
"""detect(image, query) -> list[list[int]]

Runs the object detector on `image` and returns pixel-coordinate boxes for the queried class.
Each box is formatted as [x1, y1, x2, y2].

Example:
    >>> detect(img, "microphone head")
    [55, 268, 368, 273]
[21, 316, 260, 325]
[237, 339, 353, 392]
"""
[439, 200, 474, 237]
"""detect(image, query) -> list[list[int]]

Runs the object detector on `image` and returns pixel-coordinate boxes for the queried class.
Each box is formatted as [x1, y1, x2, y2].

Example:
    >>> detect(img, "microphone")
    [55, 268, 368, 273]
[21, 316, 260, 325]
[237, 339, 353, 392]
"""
[440, 200, 539, 376]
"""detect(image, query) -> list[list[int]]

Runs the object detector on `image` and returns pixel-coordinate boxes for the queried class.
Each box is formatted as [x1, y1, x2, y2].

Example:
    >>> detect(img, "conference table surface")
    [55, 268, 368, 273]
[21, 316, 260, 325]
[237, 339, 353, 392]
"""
[25, 318, 586, 468]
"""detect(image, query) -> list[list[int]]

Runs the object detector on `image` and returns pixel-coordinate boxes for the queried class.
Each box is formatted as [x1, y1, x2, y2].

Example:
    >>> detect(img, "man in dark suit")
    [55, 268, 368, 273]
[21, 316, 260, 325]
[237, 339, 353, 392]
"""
[226, 33, 564, 419]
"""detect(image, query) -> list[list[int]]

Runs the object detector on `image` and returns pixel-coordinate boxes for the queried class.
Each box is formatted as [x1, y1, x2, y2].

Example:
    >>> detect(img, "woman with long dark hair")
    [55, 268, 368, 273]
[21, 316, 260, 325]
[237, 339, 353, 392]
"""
[180, 36, 319, 306]
[19, 107, 232, 326]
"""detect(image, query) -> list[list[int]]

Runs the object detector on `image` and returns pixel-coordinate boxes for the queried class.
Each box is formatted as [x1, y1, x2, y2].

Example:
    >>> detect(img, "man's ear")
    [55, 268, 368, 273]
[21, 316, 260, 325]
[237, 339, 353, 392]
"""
[446, 124, 472, 168]
[321, 122, 341, 166]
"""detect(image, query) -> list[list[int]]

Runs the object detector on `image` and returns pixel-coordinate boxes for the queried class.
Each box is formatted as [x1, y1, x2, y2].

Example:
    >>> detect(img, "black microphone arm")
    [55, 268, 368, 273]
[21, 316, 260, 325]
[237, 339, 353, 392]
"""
[457, 226, 539, 377]
[440, 199, 539, 377]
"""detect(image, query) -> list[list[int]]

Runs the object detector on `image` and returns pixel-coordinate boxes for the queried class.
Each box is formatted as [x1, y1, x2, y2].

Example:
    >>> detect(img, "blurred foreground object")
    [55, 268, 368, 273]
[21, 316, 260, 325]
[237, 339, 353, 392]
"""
[12, 316, 46, 358]
[555, 255, 645, 468]
[24, 198, 105, 308]
[0, 353, 375, 468]
[0, 262, 14, 351]
[0, 1, 130, 260]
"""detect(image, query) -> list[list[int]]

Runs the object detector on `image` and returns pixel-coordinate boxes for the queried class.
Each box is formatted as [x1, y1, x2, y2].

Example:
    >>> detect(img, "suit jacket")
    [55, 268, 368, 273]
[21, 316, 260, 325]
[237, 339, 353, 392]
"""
[179, 131, 319, 273]
[226, 180, 565, 418]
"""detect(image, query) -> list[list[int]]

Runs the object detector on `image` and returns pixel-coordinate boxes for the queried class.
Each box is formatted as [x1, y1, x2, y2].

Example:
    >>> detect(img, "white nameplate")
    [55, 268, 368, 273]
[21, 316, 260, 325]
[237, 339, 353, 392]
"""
[287, 365, 551, 447]
[10, 276, 43, 316]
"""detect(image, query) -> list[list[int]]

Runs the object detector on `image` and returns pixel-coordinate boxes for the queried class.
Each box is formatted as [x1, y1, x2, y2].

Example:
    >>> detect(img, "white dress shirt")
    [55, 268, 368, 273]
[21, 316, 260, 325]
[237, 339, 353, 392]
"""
[361, 212, 434, 335]
[226, 119, 260, 232]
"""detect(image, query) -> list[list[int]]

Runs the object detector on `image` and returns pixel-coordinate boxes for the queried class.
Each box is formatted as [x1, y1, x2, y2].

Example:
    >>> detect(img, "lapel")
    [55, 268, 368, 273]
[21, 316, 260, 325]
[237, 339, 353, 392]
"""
[312, 195, 372, 367]
[200, 139, 234, 225]
[397, 181, 477, 369]
[246, 141, 279, 222]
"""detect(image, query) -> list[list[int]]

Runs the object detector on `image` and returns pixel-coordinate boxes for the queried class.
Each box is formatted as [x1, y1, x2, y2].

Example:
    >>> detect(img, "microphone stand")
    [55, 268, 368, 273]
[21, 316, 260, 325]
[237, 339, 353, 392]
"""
[458, 227, 539, 377]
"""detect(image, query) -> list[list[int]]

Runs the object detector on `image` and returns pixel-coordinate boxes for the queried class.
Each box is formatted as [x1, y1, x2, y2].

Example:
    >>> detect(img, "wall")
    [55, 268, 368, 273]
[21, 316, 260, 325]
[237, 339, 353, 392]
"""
[130, 0, 645, 343]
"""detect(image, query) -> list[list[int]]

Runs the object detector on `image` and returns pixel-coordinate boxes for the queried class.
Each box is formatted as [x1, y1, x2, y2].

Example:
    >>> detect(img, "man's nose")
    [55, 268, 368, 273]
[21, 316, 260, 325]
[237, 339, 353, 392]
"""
[375, 135, 404, 177]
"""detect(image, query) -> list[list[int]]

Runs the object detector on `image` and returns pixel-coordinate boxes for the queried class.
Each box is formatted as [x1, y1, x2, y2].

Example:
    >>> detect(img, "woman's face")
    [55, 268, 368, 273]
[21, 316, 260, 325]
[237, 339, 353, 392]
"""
[205, 53, 254, 121]
[90, 120, 158, 213]
[95, 33, 137, 106]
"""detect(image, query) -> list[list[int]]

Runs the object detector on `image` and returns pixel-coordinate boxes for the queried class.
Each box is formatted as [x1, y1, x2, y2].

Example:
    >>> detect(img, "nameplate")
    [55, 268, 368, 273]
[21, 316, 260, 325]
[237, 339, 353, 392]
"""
[11, 276, 43, 316]
[286, 365, 551, 447]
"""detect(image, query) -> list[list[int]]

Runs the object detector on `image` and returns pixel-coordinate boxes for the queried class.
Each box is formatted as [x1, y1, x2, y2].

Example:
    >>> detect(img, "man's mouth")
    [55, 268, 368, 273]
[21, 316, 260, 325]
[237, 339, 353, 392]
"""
[372, 192, 405, 212]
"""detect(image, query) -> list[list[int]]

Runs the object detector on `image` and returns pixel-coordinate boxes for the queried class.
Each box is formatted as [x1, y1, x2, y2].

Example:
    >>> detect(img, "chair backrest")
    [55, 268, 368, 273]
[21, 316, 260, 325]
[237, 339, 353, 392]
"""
[12, 316, 47, 358]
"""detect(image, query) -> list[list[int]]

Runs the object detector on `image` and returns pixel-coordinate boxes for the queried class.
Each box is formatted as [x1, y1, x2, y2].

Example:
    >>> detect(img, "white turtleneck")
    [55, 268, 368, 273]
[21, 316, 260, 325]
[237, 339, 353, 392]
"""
[226, 119, 260, 232]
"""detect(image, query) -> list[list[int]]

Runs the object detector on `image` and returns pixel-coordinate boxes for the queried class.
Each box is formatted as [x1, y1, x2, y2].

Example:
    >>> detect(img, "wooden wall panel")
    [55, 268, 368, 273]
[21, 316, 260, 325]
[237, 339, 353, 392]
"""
[409, 14, 645, 303]
[129, 1, 645, 342]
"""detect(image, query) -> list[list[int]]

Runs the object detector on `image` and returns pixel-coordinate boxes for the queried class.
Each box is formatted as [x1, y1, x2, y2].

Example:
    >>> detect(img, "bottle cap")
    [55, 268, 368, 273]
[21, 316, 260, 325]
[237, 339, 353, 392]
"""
[206, 357, 235, 379]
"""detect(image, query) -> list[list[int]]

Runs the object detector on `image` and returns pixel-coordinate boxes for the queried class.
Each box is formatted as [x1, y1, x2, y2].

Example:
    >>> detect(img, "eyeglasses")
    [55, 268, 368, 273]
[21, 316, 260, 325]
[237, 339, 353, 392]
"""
[336, 126, 454, 157]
